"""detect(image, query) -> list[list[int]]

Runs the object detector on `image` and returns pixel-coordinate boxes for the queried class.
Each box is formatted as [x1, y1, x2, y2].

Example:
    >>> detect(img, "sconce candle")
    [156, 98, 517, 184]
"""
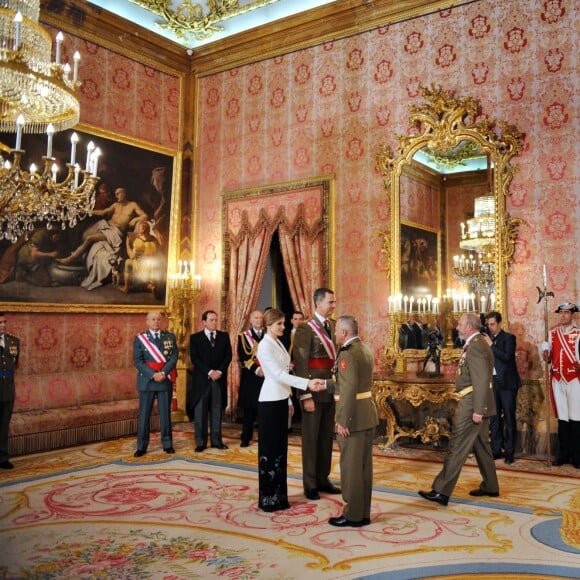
[13, 11, 22, 50]
[73, 51, 80, 83]
[70, 132, 78, 165]
[15, 114, 24, 150]
[46, 124, 54, 158]
[55, 31, 63, 64]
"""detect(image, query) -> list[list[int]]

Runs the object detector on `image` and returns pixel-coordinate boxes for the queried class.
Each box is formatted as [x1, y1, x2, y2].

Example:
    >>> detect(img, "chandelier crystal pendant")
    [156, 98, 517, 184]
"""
[454, 194, 496, 308]
[0, 0, 99, 242]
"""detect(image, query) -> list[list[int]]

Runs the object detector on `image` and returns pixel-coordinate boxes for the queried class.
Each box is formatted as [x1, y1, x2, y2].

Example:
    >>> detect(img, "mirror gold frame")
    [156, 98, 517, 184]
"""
[376, 85, 524, 370]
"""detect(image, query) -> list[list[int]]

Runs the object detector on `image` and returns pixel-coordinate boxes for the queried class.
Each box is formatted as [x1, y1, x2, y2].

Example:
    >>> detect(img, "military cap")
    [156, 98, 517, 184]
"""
[554, 302, 579, 313]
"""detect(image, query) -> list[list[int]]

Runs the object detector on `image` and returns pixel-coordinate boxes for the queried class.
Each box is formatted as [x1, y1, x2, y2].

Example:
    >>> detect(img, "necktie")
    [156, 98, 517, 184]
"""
[323, 319, 331, 335]
[210, 332, 216, 347]
[154, 332, 160, 344]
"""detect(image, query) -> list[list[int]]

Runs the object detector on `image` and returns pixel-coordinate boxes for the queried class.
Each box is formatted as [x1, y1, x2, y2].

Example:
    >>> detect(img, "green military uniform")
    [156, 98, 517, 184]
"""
[327, 337, 378, 522]
[293, 317, 337, 492]
[432, 333, 498, 497]
[0, 333, 20, 465]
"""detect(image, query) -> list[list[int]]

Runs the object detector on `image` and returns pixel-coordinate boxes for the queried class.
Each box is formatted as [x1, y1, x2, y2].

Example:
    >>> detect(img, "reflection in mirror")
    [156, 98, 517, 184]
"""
[377, 85, 524, 370]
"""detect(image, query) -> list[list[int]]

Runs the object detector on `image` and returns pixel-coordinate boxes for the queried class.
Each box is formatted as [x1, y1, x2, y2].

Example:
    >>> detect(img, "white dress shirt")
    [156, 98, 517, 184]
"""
[257, 334, 309, 402]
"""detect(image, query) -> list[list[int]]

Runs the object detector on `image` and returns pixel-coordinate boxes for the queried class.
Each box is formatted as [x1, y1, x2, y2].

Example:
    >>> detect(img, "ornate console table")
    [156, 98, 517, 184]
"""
[373, 374, 459, 448]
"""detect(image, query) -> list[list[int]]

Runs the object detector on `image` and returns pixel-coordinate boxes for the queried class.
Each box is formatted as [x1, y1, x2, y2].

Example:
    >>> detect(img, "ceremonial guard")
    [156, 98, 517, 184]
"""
[133, 311, 178, 457]
[542, 302, 580, 468]
[0, 313, 20, 469]
[237, 310, 265, 447]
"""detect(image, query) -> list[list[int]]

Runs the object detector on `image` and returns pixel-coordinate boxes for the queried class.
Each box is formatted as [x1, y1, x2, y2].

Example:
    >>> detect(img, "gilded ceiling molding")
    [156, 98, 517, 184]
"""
[131, 0, 279, 42]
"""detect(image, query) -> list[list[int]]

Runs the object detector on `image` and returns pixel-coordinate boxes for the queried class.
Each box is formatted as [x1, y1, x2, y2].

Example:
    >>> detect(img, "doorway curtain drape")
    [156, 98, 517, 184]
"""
[224, 202, 324, 413]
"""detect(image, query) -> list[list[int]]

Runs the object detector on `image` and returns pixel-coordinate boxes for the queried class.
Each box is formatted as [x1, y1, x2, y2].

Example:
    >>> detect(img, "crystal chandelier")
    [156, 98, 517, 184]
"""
[454, 194, 496, 307]
[0, 0, 99, 242]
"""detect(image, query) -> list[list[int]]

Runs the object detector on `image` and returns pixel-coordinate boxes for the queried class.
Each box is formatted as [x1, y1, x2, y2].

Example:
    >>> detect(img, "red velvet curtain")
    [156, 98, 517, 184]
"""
[225, 202, 324, 412]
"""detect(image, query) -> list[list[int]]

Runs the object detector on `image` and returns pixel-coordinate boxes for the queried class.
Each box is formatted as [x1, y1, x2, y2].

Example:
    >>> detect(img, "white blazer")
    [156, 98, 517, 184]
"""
[257, 333, 309, 402]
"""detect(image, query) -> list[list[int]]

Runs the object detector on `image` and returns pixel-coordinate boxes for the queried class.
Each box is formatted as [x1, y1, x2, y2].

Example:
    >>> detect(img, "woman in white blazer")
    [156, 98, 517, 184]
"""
[256, 308, 322, 512]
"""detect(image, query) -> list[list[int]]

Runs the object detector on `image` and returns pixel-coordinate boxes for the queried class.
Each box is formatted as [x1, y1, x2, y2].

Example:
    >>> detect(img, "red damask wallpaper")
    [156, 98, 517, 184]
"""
[195, 0, 577, 377]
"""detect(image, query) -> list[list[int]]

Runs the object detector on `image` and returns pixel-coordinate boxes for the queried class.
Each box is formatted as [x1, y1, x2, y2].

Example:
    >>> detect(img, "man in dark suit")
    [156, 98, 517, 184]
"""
[133, 310, 178, 457]
[0, 312, 20, 469]
[237, 310, 264, 447]
[419, 313, 498, 505]
[293, 288, 341, 500]
[324, 316, 379, 527]
[484, 311, 521, 464]
[189, 310, 232, 452]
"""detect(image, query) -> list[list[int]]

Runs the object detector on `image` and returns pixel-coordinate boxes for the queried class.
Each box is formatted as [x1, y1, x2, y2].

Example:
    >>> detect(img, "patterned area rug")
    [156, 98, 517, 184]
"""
[1, 429, 579, 579]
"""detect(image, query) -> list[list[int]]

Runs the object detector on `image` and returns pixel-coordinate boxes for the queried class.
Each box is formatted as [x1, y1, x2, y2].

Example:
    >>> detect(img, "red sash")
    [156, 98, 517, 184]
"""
[307, 319, 336, 362]
[138, 333, 177, 383]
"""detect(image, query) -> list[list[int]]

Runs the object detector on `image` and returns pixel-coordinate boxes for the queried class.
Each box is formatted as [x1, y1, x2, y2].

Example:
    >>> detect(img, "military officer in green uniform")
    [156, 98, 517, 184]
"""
[323, 315, 378, 527]
[419, 312, 498, 505]
[293, 287, 341, 500]
[0, 312, 20, 469]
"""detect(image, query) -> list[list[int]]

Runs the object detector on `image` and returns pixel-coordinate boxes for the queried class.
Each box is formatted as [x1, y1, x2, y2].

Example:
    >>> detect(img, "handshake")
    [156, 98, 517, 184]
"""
[308, 378, 326, 392]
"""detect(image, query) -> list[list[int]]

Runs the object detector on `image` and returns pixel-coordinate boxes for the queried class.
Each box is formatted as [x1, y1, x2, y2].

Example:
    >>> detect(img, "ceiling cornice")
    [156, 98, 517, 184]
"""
[39, 0, 476, 77]
[39, 0, 190, 75]
[190, 0, 476, 76]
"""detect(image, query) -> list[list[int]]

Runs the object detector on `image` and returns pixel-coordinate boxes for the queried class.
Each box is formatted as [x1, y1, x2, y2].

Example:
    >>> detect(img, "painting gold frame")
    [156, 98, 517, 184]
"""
[0, 124, 181, 313]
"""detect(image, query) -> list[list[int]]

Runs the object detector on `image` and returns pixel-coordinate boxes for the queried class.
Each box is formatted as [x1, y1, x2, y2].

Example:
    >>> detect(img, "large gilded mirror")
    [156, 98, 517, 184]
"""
[377, 85, 524, 371]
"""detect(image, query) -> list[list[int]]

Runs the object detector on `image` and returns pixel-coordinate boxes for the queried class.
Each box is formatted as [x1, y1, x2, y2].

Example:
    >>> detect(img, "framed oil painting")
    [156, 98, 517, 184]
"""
[0, 127, 176, 312]
[400, 222, 439, 298]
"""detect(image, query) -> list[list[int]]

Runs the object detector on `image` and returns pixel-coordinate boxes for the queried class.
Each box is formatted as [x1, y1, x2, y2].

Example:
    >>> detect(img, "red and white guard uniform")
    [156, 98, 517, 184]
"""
[548, 323, 580, 421]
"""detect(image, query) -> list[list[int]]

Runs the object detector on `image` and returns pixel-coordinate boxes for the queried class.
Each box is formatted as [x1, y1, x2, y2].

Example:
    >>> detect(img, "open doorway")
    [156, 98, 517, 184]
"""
[256, 231, 293, 317]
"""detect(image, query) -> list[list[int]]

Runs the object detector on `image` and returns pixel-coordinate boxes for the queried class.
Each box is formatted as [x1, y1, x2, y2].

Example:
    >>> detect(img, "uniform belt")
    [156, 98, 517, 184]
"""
[457, 383, 492, 398]
[334, 391, 372, 402]
[0, 370, 14, 378]
[308, 358, 334, 370]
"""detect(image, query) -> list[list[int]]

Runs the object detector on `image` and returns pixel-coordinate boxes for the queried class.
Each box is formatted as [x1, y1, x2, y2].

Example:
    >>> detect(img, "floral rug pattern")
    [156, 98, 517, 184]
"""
[1, 431, 579, 579]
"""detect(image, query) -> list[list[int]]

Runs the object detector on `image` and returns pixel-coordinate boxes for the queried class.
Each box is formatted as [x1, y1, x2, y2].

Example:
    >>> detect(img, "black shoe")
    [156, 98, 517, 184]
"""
[361, 517, 371, 526]
[240, 441, 249, 448]
[163, 447, 175, 454]
[552, 458, 567, 466]
[504, 454, 514, 465]
[211, 444, 228, 450]
[304, 488, 320, 500]
[133, 450, 146, 458]
[469, 488, 499, 497]
[328, 516, 364, 528]
[318, 483, 341, 494]
[418, 489, 449, 506]
[260, 502, 290, 512]
[194, 446, 206, 452]
[0, 460, 14, 469]
[492, 451, 503, 460]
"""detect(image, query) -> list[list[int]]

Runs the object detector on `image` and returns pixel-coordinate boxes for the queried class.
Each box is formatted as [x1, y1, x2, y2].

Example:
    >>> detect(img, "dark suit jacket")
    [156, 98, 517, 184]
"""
[188, 330, 232, 413]
[133, 330, 178, 393]
[237, 329, 264, 409]
[490, 329, 521, 390]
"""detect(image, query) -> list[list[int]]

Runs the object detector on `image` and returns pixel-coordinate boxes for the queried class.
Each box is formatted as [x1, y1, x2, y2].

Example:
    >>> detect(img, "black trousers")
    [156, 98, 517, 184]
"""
[490, 379, 518, 455]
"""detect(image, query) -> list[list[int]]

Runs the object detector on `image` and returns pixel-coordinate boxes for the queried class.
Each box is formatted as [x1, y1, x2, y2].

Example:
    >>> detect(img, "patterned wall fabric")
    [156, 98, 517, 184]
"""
[44, 24, 180, 149]
[195, 0, 577, 377]
[12, 0, 576, 390]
